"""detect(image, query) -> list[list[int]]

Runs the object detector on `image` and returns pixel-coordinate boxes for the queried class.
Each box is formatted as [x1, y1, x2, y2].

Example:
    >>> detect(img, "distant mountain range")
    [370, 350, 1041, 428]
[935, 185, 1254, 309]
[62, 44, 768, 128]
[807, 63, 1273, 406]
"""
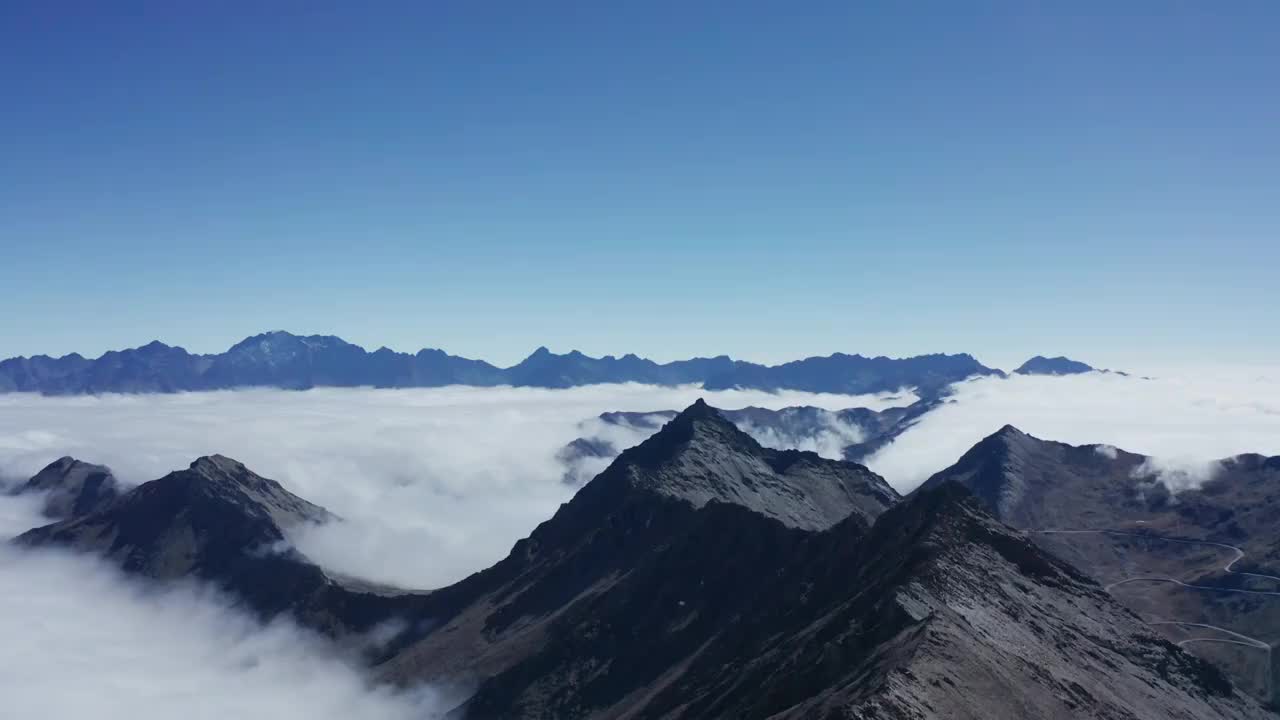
[0, 330, 1107, 396]
[9, 403, 1275, 717]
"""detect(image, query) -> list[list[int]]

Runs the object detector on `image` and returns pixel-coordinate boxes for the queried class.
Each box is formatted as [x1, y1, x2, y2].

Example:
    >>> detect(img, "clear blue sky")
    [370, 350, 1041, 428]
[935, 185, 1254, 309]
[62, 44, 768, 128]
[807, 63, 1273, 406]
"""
[3, 2, 1277, 371]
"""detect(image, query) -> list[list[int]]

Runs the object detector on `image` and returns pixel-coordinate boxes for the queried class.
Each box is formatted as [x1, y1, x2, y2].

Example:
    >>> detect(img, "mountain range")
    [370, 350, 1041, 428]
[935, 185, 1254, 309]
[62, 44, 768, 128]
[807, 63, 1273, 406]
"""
[0, 331, 1104, 396]
[8, 401, 1274, 717]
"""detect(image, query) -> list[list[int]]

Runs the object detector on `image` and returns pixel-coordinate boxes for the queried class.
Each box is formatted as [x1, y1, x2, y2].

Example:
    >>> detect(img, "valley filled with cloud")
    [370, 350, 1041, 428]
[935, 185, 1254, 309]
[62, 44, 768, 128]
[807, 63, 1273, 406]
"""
[2, 369, 1280, 718]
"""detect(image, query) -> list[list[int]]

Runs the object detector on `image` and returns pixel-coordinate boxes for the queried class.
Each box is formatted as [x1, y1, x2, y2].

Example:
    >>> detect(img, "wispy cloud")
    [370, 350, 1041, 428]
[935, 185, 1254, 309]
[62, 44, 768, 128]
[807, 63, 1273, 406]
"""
[0, 544, 448, 720]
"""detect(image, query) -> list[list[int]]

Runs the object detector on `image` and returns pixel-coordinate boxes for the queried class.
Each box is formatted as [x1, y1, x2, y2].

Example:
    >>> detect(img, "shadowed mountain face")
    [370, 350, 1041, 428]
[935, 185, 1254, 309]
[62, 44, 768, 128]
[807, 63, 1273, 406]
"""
[922, 426, 1280, 705]
[0, 331, 1000, 395]
[12, 456, 120, 520]
[9, 407, 1273, 718]
[14, 455, 427, 638]
[449, 482, 1266, 720]
[920, 426, 1280, 571]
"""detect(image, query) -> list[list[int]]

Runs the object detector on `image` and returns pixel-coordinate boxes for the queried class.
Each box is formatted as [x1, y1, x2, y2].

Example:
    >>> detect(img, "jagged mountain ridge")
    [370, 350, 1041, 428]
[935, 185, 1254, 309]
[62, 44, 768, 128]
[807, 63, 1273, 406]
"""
[452, 482, 1267, 719]
[11, 403, 1273, 718]
[0, 330, 1002, 395]
[371, 403, 1270, 718]
[921, 425, 1280, 705]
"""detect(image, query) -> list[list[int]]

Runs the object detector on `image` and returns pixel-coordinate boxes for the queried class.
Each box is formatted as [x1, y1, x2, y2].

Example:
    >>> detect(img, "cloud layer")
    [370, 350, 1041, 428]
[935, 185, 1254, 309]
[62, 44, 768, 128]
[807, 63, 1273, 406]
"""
[4, 370, 1278, 595]
[0, 384, 906, 590]
[864, 369, 1280, 492]
[2, 370, 1278, 718]
[0, 543, 448, 720]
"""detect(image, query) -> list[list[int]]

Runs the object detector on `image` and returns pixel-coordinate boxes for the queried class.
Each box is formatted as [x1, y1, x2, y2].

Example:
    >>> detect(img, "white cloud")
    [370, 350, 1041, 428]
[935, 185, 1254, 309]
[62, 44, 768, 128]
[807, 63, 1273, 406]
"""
[864, 369, 1280, 493]
[737, 412, 866, 459]
[2, 371, 1277, 717]
[0, 384, 908, 590]
[0, 543, 448, 720]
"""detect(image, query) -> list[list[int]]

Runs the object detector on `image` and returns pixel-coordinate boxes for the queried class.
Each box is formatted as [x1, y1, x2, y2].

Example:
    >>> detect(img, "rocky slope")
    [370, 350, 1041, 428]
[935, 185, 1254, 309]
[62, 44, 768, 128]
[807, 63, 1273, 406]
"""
[919, 426, 1280, 570]
[921, 426, 1280, 705]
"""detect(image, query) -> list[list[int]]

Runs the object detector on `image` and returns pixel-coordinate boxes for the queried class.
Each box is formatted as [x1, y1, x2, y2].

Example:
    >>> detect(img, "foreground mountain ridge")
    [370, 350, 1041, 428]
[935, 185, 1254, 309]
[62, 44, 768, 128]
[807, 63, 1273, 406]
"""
[922, 425, 1280, 705]
[0, 330, 1025, 395]
[12, 404, 1269, 718]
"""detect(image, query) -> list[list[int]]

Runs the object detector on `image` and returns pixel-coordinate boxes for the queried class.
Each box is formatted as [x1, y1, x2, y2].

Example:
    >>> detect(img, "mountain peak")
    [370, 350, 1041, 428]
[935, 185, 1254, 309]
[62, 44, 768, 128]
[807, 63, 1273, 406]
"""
[992, 423, 1029, 439]
[582, 400, 899, 531]
[18, 456, 120, 520]
[19, 455, 334, 581]
[1014, 355, 1094, 375]
[189, 453, 247, 475]
[681, 396, 715, 417]
[173, 455, 333, 527]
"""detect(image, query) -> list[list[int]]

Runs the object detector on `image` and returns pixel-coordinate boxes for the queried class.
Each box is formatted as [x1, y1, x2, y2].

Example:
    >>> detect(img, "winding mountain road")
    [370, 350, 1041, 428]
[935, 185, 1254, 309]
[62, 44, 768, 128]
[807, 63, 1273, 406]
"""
[1147, 621, 1269, 650]
[1031, 528, 1277, 702]
[1032, 529, 1280, 595]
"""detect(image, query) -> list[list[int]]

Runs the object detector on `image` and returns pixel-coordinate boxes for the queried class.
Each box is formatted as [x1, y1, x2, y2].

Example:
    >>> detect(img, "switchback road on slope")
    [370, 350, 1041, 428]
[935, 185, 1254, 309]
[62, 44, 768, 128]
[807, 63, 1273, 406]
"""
[1031, 529, 1280, 595]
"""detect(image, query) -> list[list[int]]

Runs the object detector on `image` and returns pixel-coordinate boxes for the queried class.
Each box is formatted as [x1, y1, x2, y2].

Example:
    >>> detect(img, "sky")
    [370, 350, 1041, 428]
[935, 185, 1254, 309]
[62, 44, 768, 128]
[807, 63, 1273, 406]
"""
[3, 2, 1277, 371]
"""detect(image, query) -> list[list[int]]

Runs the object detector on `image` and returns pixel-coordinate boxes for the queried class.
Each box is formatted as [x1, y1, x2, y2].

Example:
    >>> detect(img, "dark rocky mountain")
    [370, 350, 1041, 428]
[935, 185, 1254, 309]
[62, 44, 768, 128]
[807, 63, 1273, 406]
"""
[12, 406, 1271, 717]
[451, 482, 1266, 719]
[376, 403, 1265, 718]
[0, 331, 1001, 395]
[11, 456, 120, 519]
[919, 426, 1280, 571]
[1014, 355, 1096, 375]
[15, 455, 428, 639]
[922, 426, 1280, 705]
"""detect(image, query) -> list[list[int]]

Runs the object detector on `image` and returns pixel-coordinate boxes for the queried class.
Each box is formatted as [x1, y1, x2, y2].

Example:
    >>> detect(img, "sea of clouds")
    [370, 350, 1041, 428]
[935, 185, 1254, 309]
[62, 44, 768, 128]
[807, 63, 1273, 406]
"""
[2, 369, 1280, 717]
[0, 544, 451, 720]
[0, 383, 903, 719]
[0, 384, 908, 590]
